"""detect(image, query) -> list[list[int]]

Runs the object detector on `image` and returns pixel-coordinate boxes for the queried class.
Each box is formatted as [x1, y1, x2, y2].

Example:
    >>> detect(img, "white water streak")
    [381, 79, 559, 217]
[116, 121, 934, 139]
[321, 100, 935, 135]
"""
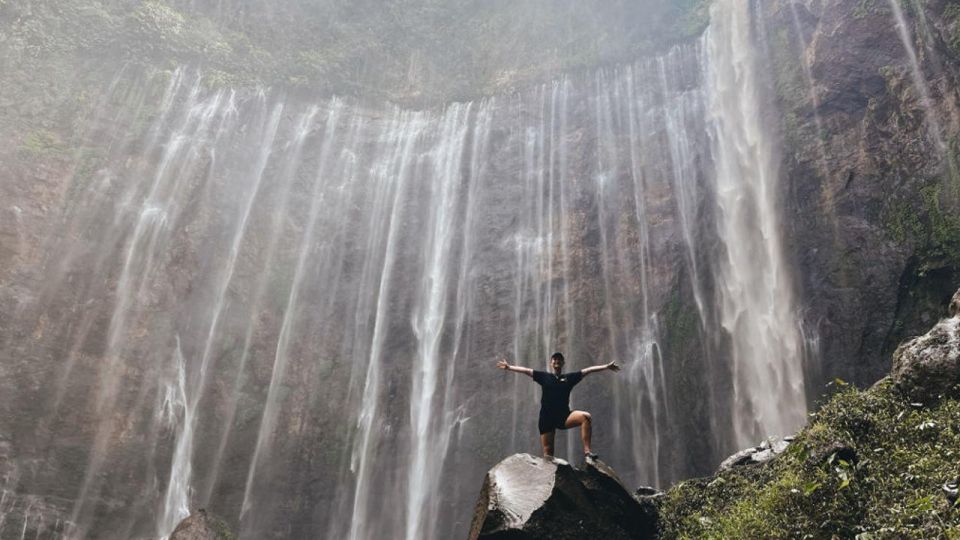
[347, 110, 422, 540]
[887, 0, 946, 153]
[704, 0, 807, 446]
[240, 102, 343, 519]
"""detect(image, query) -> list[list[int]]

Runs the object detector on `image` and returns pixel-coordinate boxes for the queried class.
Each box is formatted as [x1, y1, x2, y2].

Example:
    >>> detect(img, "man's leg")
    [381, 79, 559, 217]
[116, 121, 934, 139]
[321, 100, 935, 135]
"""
[540, 431, 555, 457]
[564, 411, 592, 455]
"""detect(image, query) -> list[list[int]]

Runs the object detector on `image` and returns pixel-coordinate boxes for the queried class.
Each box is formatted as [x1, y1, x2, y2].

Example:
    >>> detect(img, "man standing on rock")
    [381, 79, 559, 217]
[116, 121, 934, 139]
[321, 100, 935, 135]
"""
[497, 352, 620, 459]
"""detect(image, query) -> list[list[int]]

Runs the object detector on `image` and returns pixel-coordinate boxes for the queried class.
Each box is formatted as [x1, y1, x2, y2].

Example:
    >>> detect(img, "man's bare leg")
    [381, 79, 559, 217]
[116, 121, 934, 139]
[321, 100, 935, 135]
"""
[540, 431, 555, 457]
[564, 410, 593, 455]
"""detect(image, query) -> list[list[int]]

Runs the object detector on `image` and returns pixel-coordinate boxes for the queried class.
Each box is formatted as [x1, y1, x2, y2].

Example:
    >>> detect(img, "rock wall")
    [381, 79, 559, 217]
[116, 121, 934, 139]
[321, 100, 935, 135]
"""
[766, 0, 960, 386]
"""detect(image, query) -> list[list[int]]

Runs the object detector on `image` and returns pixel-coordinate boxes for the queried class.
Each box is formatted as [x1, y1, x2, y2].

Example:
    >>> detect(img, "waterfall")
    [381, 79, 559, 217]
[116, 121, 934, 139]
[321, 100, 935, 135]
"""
[158, 97, 284, 539]
[204, 105, 321, 509]
[1, 2, 825, 537]
[702, 0, 807, 446]
[69, 80, 234, 536]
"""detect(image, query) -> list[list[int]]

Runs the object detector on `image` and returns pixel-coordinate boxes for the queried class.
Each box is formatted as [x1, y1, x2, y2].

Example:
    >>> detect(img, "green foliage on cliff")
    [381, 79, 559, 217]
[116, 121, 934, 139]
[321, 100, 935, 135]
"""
[946, 5, 960, 57]
[658, 380, 960, 539]
[17, 128, 67, 160]
[919, 182, 960, 268]
[853, 0, 890, 20]
[881, 176, 960, 276]
[0, 0, 714, 105]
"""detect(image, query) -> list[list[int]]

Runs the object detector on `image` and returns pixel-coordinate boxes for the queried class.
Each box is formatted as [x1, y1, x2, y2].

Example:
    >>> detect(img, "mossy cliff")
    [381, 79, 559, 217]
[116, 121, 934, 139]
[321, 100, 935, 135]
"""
[762, 0, 960, 388]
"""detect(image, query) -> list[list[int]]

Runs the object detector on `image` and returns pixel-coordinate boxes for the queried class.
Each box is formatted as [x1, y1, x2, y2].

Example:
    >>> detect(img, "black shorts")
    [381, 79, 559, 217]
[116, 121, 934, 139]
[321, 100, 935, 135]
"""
[538, 409, 572, 434]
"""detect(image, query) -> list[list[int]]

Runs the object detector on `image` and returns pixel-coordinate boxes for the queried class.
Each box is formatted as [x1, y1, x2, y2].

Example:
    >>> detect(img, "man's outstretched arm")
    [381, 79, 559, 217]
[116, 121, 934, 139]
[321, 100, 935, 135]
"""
[497, 359, 534, 377]
[581, 361, 621, 377]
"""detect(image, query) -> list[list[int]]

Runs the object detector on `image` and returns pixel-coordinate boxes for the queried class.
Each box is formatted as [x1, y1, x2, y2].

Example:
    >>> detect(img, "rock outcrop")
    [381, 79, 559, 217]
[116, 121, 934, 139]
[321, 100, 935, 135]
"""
[169, 510, 235, 540]
[469, 454, 657, 540]
[891, 288, 960, 401]
[718, 436, 794, 471]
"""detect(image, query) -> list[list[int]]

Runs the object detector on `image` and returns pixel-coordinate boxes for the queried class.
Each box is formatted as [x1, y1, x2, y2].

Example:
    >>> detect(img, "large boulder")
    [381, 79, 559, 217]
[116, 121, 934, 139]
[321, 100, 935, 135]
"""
[468, 454, 657, 540]
[891, 289, 960, 401]
[169, 509, 235, 540]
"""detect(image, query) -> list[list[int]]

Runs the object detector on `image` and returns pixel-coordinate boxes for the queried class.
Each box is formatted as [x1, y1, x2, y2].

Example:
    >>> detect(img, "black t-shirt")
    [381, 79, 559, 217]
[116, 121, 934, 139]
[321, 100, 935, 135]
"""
[532, 370, 583, 414]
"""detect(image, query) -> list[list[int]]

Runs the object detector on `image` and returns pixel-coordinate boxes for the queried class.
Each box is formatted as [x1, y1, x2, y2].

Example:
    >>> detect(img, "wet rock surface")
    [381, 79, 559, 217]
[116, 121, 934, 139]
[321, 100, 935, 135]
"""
[718, 436, 793, 471]
[766, 0, 960, 386]
[891, 290, 960, 401]
[469, 453, 657, 540]
[170, 509, 235, 540]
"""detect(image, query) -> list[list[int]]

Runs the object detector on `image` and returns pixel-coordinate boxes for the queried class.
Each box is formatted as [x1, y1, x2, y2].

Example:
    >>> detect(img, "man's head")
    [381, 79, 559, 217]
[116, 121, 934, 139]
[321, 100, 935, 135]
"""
[550, 352, 565, 373]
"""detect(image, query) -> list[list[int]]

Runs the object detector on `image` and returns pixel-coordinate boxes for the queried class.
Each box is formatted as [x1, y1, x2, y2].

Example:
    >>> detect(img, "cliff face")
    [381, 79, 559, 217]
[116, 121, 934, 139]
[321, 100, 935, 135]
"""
[0, 1, 958, 539]
[765, 0, 960, 385]
[0, 0, 711, 106]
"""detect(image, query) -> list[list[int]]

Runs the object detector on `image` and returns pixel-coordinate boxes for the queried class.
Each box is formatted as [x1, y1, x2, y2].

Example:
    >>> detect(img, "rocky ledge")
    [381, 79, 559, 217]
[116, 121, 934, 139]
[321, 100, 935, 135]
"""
[891, 288, 960, 402]
[469, 453, 659, 539]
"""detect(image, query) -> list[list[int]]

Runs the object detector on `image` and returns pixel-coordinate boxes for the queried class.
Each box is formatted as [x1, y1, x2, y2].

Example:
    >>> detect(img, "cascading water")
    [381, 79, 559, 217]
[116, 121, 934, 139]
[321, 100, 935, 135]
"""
[702, 0, 807, 447]
[159, 96, 285, 538]
[887, 0, 946, 154]
[0, 2, 826, 538]
[240, 101, 344, 535]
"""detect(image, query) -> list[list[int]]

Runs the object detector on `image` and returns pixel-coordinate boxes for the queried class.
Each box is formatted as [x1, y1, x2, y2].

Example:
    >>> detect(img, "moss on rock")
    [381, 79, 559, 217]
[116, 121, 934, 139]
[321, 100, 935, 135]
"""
[658, 379, 960, 538]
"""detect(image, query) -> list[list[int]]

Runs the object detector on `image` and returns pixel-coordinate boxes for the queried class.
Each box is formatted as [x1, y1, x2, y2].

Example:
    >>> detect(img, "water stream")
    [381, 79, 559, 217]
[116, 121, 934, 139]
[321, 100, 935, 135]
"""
[703, 0, 807, 447]
[887, 0, 947, 154]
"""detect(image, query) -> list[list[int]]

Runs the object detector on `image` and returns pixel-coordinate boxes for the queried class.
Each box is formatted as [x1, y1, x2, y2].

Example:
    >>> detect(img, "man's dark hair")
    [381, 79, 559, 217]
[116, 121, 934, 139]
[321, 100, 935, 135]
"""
[551, 352, 565, 363]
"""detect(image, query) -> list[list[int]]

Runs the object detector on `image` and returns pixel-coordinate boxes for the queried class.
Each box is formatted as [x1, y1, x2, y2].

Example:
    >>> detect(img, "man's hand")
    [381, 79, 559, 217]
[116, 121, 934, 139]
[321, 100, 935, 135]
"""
[582, 361, 621, 377]
[497, 359, 533, 377]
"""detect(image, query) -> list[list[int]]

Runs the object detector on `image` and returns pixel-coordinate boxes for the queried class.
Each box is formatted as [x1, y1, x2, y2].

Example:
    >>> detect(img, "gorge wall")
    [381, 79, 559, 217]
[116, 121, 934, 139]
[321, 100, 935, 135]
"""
[0, 0, 958, 539]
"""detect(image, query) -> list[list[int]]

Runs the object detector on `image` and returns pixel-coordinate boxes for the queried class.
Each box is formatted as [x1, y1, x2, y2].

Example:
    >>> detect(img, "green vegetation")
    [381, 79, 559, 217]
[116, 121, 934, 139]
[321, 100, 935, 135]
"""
[0, 0, 716, 175]
[17, 128, 67, 160]
[663, 288, 700, 356]
[853, 0, 892, 19]
[209, 513, 237, 540]
[0, 0, 715, 106]
[881, 177, 960, 273]
[945, 4, 960, 57]
[659, 380, 960, 539]
[882, 195, 925, 245]
[918, 183, 960, 270]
